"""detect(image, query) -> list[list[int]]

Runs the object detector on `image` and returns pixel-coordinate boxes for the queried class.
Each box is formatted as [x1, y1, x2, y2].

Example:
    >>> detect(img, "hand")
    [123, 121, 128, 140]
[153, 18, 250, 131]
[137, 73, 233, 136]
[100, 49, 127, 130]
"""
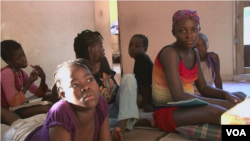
[224, 91, 243, 104]
[28, 70, 38, 83]
[30, 65, 46, 79]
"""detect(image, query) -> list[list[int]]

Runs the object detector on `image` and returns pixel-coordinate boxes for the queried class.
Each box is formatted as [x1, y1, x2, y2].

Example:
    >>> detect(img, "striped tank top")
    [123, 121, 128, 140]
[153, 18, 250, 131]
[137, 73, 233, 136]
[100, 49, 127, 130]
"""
[152, 46, 198, 109]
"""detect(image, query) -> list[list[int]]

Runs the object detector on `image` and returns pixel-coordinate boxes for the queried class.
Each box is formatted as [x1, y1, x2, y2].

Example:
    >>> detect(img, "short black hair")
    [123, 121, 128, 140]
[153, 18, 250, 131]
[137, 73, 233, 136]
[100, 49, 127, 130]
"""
[1, 40, 22, 62]
[132, 34, 149, 48]
[74, 30, 103, 60]
[53, 58, 94, 97]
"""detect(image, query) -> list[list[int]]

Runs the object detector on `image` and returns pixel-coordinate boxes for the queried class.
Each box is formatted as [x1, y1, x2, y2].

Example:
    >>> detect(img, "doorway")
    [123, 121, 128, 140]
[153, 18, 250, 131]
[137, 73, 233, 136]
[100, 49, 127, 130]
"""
[236, 1, 250, 74]
[110, 0, 121, 84]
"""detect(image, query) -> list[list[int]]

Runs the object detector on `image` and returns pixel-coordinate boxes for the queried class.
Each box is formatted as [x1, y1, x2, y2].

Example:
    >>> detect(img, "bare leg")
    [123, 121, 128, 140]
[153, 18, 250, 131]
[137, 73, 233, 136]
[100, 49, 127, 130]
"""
[137, 93, 143, 109]
[140, 86, 153, 112]
[117, 119, 128, 136]
[134, 117, 155, 127]
[42, 92, 60, 103]
[173, 104, 227, 127]
[17, 105, 51, 119]
[1, 106, 20, 126]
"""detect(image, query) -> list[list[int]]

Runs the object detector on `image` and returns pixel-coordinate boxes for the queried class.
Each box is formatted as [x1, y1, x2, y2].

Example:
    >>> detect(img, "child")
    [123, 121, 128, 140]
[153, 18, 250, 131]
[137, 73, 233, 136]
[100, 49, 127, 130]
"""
[194, 33, 222, 94]
[72, 30, 153, 138]
[0, 40, 56, 118]
[2, 59, 122, 141]
[128, 34, 153, 112]
[152, 10, 246, 132]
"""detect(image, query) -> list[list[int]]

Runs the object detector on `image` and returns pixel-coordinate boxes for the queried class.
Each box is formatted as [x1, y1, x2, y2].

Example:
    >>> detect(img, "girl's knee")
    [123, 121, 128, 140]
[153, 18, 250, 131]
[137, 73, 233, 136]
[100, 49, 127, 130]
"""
[121, 74, 136, 85]
[233, 92, 247, 100]
[208, 104, 225, 117]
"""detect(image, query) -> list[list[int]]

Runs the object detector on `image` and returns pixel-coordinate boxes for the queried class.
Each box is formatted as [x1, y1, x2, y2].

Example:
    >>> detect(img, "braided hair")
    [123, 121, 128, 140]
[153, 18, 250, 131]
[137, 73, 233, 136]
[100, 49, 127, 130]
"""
[132, 34, 149, 48]
[1, 40, 22, 63]
[74, 30, 104, 60]
[53, 58, 94, 98]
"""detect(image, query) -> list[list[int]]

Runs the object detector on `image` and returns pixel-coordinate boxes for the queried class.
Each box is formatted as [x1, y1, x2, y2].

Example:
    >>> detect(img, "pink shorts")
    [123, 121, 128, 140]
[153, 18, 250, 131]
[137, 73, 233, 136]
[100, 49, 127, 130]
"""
[153, 106, 179, 132]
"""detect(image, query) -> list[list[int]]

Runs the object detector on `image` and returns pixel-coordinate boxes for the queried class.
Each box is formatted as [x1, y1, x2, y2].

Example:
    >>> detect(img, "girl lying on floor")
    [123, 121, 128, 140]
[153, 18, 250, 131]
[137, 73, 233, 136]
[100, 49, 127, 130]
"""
[1, 59, 123, 141]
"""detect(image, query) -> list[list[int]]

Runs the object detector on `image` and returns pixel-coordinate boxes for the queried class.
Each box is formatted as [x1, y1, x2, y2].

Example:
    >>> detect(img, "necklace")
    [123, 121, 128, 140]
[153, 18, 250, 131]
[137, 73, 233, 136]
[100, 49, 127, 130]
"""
[10, 67, 23, 89]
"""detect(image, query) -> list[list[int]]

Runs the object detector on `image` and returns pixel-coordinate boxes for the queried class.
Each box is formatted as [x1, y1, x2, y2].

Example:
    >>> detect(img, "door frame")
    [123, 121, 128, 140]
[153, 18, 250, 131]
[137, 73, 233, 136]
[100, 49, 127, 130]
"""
[236, 1, 250, 74]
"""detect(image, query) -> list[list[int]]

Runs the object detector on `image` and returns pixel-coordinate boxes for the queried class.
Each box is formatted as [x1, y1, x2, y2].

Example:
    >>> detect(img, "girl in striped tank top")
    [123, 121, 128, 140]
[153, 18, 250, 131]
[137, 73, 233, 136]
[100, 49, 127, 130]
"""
[152, 10, 247, 132]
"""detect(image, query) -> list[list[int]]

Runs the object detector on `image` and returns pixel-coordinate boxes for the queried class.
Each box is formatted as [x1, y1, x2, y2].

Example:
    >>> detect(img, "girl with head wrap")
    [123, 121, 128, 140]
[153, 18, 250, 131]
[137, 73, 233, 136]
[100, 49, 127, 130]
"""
[151, 10, 246, 132]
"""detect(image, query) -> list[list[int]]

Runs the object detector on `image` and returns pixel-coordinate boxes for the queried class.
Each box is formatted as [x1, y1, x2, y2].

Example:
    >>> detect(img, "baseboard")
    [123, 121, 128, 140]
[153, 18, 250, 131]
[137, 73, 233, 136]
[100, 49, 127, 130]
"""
[221, 74, 250, 82]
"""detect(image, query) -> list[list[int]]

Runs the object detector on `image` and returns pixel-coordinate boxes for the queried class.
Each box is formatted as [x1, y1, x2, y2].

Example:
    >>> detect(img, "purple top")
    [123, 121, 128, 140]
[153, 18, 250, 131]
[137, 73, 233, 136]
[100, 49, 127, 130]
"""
[206, 53, 218, 79]
[25, 95, 109, 141]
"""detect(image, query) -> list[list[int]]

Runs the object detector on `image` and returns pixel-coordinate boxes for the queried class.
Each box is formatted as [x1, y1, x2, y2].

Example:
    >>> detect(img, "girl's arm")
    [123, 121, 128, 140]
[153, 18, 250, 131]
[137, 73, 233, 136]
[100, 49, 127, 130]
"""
[98, 116, 123, 141]
[1, 69, 37, 107]
[210, 52, 223, 89]
[22, 70, 39, 94]
[194, 49, 242, 106]
[98, 115, 112, 141]
[24, 65, 48, 97]
[195, 50, 224, 99]
[30, 65, 47, 92]
[160, 47, 237, 109]
[49, 125, 71, 141]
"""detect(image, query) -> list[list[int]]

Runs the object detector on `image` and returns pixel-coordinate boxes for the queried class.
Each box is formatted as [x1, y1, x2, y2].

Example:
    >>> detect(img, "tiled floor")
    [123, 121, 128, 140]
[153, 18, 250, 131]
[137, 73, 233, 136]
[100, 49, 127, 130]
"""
[223, 81, 250, 95]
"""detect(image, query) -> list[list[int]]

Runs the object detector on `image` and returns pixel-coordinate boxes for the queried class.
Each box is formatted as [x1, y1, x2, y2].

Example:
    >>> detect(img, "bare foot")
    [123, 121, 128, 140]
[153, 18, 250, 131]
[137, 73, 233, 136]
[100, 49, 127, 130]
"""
[135, 116, 155, 127]
[112, 127, 123, 141]
[147, 118, 155, 127]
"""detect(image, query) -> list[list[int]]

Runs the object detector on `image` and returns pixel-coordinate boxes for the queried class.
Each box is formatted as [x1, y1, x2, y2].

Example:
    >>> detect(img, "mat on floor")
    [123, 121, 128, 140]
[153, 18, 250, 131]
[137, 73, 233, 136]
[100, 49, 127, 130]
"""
[124, 128, 192, 141]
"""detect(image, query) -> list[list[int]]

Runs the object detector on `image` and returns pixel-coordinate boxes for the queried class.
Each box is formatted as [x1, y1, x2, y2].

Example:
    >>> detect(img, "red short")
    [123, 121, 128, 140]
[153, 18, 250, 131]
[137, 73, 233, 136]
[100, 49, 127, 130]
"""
[153, 106, 179, 132]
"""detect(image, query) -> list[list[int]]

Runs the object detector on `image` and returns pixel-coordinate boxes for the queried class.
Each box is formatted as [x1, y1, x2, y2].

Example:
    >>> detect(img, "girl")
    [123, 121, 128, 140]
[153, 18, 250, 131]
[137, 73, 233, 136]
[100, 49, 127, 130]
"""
[152, 10, 246, 132]
[71, 30, 153, 138]
[194, 33, 222, 94]
[1, 40, 56, 119]
[2, 59, 122, 141]
[128, 34, 153, 112]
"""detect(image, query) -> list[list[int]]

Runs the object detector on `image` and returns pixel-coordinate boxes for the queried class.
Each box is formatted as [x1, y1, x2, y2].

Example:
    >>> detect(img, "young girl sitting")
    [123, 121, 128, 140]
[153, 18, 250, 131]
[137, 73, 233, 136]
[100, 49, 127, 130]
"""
[194, 33, 222, 94]
[152, 10, 247, 132]
[1, 40, 56, 119]
[2, 59, 122, 141]
[71, 30, 153, 138]
[128, 34, 153, 112]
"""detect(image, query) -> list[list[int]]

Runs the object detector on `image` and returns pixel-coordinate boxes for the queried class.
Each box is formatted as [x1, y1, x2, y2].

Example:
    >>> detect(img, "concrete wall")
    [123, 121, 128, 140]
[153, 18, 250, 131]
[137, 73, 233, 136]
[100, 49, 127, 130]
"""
[1, 1, 96, 87]
[94, 1, 112, 68]
[118, 1, 236, 80]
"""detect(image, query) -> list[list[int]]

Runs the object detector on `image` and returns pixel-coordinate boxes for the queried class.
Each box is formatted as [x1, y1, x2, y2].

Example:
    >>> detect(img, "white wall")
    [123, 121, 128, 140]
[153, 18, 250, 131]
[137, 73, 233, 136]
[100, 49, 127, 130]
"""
[118, 1, 235, 79]
[1, 1, 96, 87]
[94, 1, 112, 68]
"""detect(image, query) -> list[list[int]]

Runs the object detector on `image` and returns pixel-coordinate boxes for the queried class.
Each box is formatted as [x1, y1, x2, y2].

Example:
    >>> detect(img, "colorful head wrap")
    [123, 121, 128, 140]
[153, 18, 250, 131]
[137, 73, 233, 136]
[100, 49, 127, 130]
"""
[172, 10, 200, 27]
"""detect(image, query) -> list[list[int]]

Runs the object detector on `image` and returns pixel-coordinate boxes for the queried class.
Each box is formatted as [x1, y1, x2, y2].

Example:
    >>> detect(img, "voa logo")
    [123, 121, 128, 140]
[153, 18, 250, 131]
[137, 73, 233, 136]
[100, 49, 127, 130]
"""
[226, 129, 246, 136]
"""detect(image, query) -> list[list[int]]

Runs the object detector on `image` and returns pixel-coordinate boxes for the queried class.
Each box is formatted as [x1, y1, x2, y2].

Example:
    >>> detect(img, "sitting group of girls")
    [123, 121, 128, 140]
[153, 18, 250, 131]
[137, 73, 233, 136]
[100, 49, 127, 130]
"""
[1, 9, 247, 141]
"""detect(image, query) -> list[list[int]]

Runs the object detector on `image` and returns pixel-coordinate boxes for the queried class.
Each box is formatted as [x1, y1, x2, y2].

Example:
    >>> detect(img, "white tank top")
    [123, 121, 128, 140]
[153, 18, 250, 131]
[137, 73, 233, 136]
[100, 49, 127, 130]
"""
[194, 61, 215, 94]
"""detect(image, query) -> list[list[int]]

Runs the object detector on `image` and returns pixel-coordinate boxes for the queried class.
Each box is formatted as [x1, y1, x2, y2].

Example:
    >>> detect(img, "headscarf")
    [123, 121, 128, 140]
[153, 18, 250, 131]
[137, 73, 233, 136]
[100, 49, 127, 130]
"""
[172, 10, 200, 27]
